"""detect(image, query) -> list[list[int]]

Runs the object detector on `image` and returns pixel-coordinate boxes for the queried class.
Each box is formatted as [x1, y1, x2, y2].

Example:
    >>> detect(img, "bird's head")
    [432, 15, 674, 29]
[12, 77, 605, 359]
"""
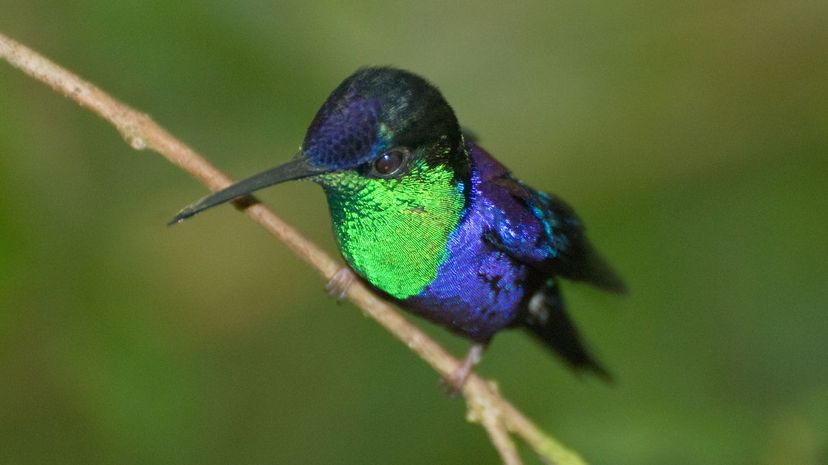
[171, 67, 469, 223]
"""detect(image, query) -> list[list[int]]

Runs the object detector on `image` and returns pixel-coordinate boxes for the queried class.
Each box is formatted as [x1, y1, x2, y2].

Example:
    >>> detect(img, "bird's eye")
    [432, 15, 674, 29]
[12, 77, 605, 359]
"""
[371, 148, 409, 177]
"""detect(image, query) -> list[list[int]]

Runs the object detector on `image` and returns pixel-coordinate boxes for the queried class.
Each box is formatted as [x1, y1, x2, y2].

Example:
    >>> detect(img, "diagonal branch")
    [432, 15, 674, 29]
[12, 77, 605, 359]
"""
[0, 31, 588, 465]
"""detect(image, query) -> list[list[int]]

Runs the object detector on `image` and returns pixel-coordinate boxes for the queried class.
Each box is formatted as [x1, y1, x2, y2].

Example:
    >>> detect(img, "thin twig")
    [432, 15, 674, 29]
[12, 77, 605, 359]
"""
[0, 31, 588, 465]
[468, 386, 523, 465]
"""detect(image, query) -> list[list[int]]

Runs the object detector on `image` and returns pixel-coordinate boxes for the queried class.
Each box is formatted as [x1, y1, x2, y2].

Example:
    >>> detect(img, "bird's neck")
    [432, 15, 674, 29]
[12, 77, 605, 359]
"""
[322, 160, 467, 299]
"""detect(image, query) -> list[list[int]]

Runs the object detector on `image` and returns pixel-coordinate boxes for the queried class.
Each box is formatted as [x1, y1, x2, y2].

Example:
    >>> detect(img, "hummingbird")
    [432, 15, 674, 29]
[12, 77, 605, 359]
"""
[171, 67, 625, 389]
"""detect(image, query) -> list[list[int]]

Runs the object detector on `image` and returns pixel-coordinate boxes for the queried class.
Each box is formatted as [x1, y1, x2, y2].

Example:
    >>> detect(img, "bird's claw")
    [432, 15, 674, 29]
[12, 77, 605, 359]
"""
[441, 364, 474, 397]
[326, 267, 356, 302]
[440, 343, 485, 397]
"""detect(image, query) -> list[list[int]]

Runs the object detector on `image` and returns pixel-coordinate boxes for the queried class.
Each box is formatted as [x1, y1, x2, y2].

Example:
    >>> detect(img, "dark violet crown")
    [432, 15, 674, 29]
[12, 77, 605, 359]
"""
[301, 67, 462, 170]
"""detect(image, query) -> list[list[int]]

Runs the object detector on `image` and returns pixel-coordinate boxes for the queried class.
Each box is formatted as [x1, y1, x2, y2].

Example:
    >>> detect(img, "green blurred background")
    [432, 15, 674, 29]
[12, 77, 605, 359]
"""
[1, 1, 826, 464]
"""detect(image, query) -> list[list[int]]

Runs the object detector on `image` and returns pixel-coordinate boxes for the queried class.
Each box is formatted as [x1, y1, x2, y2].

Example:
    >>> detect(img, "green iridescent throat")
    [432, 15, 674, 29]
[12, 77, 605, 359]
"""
[317, 160, 465, 299]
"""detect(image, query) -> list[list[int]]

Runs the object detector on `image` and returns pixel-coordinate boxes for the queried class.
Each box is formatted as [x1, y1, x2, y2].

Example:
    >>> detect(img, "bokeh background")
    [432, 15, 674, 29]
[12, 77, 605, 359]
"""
[1, 2, 826, 464]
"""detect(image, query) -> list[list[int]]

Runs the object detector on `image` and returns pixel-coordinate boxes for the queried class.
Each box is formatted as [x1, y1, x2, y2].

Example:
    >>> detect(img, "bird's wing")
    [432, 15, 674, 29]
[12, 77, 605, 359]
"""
[484, 175, 626, 293]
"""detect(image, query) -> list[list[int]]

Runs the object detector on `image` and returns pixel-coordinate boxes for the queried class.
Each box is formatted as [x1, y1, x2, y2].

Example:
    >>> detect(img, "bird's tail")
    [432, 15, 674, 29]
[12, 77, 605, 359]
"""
[520, 279, 611, 381]
[571, 244, 628, 294]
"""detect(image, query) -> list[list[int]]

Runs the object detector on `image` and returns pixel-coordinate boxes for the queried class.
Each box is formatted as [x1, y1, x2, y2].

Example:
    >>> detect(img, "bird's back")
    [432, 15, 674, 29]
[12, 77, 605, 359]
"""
[406, 142, 622, 377]
[404, 142, 542, 342]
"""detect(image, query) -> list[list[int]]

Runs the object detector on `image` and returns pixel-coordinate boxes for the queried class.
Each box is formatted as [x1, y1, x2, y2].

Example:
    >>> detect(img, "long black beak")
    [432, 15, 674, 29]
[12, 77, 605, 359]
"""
[169, 155, 323, 225]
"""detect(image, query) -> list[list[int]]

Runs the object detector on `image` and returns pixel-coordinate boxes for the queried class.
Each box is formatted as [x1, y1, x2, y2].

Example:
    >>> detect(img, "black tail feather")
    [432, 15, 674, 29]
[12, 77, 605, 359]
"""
[573, 245, 627, 294]
[521, 279, 612, 381]
[544, 194, 627, 294]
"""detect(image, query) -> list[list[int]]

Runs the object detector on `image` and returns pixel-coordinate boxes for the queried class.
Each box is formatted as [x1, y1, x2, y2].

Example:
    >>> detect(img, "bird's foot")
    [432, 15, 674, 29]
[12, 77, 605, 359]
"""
[326, 267, 356, 302]
[441, 343, 485, 396]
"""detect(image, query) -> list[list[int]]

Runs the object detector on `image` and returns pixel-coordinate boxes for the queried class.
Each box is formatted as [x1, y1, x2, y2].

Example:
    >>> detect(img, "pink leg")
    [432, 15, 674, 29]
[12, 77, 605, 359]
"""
[326, 267, 356, 301]
[444, 343, 486, 395]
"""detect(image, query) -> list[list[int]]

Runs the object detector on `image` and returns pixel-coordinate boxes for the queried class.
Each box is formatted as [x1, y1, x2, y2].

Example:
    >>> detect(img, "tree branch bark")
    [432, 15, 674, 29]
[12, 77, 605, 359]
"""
[0, 31, 588, 465]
